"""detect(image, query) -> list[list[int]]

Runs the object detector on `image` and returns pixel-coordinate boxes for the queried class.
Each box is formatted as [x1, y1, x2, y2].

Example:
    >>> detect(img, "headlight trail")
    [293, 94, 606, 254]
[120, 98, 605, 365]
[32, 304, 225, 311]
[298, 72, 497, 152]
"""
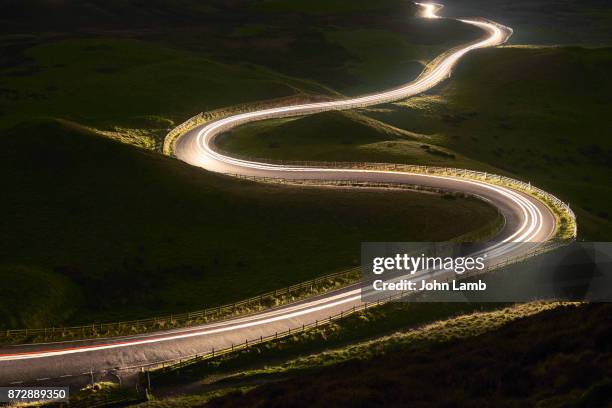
[182, 17, 511, 171]
[415, 2, 442, 19]
[0, 3, 556, 373]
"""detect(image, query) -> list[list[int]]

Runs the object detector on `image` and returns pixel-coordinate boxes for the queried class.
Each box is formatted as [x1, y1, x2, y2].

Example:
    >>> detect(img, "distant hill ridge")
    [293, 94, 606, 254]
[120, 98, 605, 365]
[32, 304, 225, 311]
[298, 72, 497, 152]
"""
[0, 0, 415, 32]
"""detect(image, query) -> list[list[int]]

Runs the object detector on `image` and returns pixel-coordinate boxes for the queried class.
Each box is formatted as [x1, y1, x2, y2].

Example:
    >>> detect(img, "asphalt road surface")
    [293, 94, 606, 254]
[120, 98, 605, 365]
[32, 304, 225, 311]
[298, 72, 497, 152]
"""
[0, 3, 557, 389]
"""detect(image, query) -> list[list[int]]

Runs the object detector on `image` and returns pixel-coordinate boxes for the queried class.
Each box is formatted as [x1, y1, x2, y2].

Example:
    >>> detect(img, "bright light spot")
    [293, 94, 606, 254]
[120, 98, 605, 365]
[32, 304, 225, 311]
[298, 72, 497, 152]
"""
[415, 2, 441, 19]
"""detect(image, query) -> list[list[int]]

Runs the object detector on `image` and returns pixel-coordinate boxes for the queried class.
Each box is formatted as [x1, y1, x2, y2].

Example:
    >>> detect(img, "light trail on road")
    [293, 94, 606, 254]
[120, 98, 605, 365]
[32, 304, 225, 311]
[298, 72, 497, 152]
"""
[0, 3, 558, 386]
[177, 9, 512, 172]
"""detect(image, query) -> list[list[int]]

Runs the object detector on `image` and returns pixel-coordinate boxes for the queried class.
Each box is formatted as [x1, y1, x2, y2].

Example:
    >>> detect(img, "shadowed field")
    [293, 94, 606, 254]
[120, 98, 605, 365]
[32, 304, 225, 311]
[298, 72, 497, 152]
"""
[0, 119, 499, 327]
[220, 46, 612, 239]
[0, 0, 480, 137]
[130, 302, 612, 407]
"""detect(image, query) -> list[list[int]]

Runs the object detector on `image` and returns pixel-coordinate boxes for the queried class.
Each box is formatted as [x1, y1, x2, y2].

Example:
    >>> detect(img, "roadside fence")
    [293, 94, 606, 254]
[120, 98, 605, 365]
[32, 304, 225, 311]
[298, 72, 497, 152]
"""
[145, 240, 568, 380]
[221, 158, 577, 240]
[0, 267, 362, 344]
[162, 94, 333, 156]
[2, 241, 568, 391]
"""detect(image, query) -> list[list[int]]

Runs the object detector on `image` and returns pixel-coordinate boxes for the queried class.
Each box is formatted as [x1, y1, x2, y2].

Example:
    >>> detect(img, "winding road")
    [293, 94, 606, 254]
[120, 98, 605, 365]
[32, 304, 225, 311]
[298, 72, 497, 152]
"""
[0, 3, 559, 388]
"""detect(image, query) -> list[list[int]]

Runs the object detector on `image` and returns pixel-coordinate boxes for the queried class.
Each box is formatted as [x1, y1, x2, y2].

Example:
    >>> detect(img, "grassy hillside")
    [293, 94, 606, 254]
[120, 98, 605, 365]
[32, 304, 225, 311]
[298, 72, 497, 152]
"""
[221, 46, 612, 239]
[0, 0, 481, 154]
[0, 37, 315, 147]
[0, 0, 223, 31]
[380, 46, 612, 239]
[439, 0, 612, 45]
[0, 265, 81, 329]
[256, 0, 406, 14]
[0, 0, 413, 31]
[218, 110, 491, 170]
[204, 16, 480, 96]
[143, 303, 612, 407]
[146, 303, 504, 388]
[0, 119, 499, 327]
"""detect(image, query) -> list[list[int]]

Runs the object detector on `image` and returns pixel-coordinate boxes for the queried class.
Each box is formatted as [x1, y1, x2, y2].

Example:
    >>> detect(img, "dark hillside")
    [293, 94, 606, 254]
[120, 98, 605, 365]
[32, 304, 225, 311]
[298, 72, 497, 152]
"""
[0, 0, 417, 32]
[0, 119, 499, 326]
[204, 303, 612, 407]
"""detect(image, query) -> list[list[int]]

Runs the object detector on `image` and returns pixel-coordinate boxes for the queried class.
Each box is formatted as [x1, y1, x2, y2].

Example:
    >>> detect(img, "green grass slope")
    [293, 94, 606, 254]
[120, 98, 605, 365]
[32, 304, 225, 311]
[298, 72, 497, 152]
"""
[0, 265, 81, 329]
[440, 0, 612, 45]
[218, 110, 489, 170]
[215, 16, 480, 96]
[256, 0, 407, 14]
[220, 46, 612, 239]
[0, 0, 227, 32]
[146, 303, 504, 389]
[153, 303, 612, 407]
[0, 119, 499, 327]
[379, 46, 612, 239]
[0, 0, 480, 147]
[0, 37, 311, 144]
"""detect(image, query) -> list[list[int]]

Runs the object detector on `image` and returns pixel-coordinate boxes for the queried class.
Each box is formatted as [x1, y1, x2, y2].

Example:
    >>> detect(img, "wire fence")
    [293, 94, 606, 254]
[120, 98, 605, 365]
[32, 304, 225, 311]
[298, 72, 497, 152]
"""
[145, 241, 566, 377]
[147, 298, 383, 376]
[222, 160, 577, 240]
[163, 104, 576, 241]
[0, 295, 396, 389]
[162, 94, 333, 156]
[228, 174, 506, 242]
[162, 112, 205, 155]
[4, 153, 574, 344]
[0, 167, 523, 345]
[1, 240, 568, 391]
[145, 240, 568, 380]
[0, 267, 362, 344]
[2, 295, 389, 391]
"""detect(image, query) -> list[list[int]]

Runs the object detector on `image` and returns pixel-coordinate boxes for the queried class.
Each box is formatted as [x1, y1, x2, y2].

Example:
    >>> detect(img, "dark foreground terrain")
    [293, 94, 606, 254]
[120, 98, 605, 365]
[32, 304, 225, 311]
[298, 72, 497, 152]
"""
[190, 303, 612, 407]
